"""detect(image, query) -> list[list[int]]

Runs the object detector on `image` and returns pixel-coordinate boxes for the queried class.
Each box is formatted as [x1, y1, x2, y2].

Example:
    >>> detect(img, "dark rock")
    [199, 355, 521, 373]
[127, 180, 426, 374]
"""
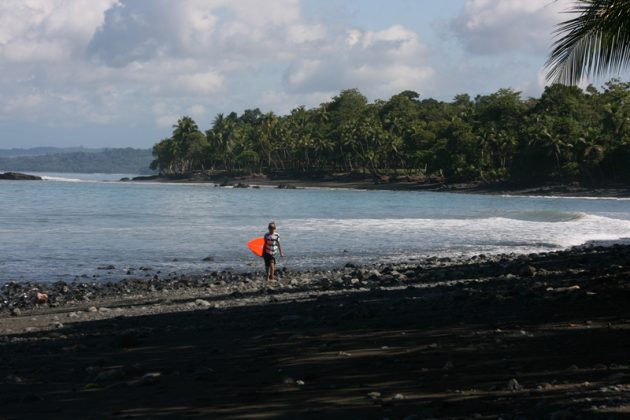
[506, 378, 523, 391]
[202, 255, 215, 262]
[131, 175, 159, 181]
[10, 308, 21, 317]
[277, 184, 296, 189]
[135, 372, 162, 386]
[234, 182, 249, 188]
[0, 172, 42, 181]
[520, 265, 537, 277]
[98, 265, 116, 270]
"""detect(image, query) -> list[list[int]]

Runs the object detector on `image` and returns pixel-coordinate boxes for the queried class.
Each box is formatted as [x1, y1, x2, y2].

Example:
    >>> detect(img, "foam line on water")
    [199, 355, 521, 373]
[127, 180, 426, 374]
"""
[502, 194, 630, 201]
[281, 214, 630, 251]
[41, 175, 86, 182]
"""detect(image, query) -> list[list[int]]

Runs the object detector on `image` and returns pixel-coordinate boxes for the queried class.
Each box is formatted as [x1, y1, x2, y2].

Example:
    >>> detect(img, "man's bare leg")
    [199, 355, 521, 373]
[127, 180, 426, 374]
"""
[269, 260, 275, 281]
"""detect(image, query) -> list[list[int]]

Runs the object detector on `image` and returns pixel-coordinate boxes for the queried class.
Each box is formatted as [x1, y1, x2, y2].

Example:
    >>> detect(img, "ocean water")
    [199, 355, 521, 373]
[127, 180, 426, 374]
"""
[1, 173, 630, 283]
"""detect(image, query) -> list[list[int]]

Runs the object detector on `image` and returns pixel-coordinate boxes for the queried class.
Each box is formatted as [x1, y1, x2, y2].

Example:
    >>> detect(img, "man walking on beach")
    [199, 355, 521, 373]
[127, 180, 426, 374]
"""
[263, 222, 283, 281]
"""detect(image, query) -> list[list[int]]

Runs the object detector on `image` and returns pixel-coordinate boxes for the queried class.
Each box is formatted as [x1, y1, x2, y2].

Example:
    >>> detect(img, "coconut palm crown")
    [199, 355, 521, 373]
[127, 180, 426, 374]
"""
[546, 0, 630, 84]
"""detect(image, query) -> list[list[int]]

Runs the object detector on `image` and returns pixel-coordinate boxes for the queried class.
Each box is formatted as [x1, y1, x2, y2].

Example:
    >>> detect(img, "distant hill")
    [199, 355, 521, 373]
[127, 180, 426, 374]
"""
[0, 148, 155, 174]
[0, 147, 104, 158]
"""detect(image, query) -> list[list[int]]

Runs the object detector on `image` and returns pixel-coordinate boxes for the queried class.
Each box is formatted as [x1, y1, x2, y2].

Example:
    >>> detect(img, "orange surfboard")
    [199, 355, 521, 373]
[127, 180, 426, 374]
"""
[247, 237, 265, 257]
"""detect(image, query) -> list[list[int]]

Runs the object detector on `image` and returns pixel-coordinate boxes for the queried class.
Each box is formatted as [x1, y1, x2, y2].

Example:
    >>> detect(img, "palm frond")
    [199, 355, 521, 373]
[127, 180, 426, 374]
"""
[546, 0, 630, 85]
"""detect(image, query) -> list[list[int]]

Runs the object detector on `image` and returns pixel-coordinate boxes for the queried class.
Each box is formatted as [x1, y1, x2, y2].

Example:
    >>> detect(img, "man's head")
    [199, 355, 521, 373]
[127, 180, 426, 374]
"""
[268, 222, 276, 233]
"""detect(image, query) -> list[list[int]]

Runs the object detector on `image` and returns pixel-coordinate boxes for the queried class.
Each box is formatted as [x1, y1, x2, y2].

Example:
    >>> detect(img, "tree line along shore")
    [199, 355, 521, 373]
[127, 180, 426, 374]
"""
[150, 80, 630, 189]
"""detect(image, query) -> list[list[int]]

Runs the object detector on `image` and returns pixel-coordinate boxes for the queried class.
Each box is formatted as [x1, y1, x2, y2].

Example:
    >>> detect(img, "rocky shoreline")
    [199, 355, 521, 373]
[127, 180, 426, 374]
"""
[0, 244, 623, 316]
[1, 244, 630, 418]
[123, 172, 630, 198]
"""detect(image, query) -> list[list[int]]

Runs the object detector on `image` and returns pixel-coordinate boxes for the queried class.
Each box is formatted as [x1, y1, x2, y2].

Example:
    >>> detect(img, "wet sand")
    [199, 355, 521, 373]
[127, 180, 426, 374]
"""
[1, 245, 630, 419]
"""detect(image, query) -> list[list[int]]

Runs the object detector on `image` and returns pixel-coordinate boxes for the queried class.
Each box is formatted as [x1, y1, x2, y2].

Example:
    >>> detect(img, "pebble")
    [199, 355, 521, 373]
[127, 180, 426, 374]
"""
[195, 299, 212, 307]
[367, 391, 382, 400]
[135, 372, 162, 386]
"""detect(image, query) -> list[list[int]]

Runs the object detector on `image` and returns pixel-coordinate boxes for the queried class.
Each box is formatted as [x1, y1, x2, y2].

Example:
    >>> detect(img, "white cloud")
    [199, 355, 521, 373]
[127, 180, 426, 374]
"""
[0, 0, 580, 148]
[284, 25, 435, 99]
[0, 0, 119, 60]
[174, 71, 224, 96]
[0, 0, 443, 136]
[3, 94, 44, 112]
[451, 0, 574, 55]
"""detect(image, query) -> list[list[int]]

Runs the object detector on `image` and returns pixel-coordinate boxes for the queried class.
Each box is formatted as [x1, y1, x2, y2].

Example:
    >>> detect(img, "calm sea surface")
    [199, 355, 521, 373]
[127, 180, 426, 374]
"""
[1, 172, 630, 283]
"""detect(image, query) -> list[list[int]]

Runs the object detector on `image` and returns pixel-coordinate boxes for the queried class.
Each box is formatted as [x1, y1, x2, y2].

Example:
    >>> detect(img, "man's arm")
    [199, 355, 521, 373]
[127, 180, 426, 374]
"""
[278, 240, 284, 257]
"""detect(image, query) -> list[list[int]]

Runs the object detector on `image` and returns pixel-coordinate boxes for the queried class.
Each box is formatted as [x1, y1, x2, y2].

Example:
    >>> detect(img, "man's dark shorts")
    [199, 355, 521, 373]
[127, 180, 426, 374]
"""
[263, 253, 276, 267]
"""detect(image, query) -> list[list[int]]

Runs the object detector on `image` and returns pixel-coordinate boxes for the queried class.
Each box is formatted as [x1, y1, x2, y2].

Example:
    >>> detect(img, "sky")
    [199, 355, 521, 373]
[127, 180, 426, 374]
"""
[0, 0, 592, 148]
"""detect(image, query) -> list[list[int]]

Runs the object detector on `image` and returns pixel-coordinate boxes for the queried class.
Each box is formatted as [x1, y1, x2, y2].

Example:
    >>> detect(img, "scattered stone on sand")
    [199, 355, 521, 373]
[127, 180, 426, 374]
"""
[98, 265, 116, 270]
[202, 255, 215, 262]
[195, 299, 212, 307]
[10, 308, 21, 317]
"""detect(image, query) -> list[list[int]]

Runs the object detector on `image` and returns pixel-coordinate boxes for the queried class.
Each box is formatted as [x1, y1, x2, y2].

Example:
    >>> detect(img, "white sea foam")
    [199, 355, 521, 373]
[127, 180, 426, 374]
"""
[282, 213, 630, 253]
[501, 194, 630, 201]
[42, 175, 86, 183]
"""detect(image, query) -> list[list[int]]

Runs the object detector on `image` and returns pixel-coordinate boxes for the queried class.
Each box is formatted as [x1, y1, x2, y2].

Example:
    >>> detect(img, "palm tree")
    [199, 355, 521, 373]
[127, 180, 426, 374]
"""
[546, 0, 630, 84]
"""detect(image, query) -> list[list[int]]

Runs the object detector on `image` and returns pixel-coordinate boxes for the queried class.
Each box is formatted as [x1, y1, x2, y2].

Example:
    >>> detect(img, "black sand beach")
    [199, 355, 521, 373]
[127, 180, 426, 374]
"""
[2, 245, 630, 419]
